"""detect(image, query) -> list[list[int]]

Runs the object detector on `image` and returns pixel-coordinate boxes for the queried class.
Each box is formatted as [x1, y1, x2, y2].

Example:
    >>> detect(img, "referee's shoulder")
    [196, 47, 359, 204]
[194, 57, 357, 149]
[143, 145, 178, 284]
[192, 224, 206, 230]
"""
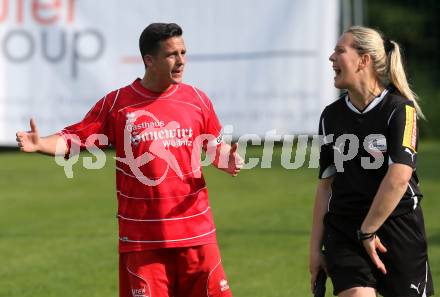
[322, 91, 347, 114]
[385, 87, 414, 109]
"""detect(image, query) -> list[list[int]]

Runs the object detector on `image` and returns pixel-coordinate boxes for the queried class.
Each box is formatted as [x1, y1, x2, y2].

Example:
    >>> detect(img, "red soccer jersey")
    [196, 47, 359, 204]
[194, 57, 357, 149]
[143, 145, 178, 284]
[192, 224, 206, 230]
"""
[60, 79, 223, 253]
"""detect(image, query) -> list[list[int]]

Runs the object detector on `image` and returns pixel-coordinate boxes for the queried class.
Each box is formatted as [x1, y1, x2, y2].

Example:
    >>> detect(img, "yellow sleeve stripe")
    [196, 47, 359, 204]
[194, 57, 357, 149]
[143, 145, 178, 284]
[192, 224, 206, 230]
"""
[402, 105, 417, 152]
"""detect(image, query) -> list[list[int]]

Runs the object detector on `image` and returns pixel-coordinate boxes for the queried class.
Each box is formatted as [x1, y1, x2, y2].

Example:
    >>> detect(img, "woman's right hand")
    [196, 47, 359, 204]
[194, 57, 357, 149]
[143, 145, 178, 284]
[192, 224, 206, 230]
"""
[309, 250, 327, 293]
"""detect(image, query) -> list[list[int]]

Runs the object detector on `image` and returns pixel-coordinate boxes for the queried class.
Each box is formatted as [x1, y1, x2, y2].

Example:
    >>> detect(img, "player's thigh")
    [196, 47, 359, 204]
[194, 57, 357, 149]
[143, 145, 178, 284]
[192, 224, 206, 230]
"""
[338, 287, 377, 297]
[323, 213, 378, 296]
[177, 243, 232, 297]
[377, 206, 434, 297]
[119, 249, 176, 297]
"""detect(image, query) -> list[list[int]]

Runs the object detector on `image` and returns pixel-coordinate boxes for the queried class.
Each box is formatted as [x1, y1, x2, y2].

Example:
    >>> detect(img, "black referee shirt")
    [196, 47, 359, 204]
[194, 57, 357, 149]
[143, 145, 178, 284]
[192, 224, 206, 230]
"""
[319, 86, 422, 217]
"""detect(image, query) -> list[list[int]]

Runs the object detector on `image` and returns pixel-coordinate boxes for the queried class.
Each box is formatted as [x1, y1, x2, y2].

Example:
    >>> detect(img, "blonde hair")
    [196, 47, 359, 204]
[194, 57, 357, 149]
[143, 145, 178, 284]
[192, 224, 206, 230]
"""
[346, 26, 425, 119]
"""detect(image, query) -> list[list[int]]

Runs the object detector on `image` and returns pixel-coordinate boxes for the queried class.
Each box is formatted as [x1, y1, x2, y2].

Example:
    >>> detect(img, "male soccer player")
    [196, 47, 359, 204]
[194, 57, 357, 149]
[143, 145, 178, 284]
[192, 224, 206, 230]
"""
[16, 23, 243, 297]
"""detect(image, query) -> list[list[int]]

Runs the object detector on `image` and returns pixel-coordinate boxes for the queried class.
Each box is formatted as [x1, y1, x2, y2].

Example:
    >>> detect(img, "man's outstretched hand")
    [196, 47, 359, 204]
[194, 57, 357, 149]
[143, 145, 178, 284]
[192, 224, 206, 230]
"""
[16, 118, 41, 153]
[213, 142, 244, 176]
[227, 143, 244, 177]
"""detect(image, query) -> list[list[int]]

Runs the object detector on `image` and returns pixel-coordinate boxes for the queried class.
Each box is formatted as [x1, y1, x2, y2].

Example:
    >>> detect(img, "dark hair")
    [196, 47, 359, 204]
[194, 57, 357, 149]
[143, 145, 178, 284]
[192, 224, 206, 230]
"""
[139, 23, 183, 59]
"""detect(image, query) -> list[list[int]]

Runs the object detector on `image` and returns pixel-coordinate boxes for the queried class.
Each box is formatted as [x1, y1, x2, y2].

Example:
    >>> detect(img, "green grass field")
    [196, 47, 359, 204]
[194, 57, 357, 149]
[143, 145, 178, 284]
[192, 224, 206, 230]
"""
[1, 141, 439, 297]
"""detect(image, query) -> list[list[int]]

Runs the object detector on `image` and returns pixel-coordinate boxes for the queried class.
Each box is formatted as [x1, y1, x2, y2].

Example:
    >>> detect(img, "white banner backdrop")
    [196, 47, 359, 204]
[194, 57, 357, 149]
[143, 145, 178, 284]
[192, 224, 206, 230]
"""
[0, 0, 339, 145]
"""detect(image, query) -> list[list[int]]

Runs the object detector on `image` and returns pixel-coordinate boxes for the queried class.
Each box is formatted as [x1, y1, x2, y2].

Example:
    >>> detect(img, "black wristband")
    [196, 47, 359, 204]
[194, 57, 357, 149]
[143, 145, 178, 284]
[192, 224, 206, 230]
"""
[356, 229, 376, 241]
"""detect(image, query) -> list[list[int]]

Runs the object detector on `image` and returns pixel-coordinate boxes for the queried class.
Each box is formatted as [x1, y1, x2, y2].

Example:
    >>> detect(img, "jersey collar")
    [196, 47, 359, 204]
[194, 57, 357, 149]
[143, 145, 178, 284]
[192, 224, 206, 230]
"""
[345, 88, 389, 114]
[131, 78, 180, 99]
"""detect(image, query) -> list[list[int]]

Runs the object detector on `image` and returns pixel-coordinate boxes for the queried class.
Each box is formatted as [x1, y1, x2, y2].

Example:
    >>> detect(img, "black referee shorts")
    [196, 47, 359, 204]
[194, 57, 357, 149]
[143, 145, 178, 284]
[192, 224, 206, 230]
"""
[323, 206, 434, 297]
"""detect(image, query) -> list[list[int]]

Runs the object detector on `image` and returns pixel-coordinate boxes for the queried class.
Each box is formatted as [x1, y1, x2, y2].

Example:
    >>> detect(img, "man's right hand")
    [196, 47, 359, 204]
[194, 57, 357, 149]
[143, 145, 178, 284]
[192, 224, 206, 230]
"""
[16, 118, 41, 153]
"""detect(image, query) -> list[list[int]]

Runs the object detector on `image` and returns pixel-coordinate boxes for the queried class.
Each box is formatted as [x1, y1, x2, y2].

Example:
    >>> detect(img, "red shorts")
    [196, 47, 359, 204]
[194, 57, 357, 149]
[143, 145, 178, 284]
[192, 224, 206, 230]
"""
[119, 243, 233, 297]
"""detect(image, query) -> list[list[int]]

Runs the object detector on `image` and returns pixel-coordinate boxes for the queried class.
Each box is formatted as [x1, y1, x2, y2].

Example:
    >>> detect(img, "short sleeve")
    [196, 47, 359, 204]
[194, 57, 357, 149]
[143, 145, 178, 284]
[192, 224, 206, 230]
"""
[318, 109, 336, 178]
[387, 103, 418, 168]
[193, 87, 223, 147]
[59, 91, 117, 155]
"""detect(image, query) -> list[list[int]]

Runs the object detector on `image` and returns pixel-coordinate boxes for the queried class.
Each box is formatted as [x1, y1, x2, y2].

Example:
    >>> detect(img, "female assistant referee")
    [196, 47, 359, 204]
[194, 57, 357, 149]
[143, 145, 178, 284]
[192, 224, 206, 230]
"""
[309, 26, 434, 297]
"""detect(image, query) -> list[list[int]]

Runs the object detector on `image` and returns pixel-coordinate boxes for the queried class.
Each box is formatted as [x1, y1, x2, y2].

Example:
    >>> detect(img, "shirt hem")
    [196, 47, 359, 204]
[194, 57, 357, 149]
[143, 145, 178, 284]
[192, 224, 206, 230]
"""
[118, 236, 218, 254]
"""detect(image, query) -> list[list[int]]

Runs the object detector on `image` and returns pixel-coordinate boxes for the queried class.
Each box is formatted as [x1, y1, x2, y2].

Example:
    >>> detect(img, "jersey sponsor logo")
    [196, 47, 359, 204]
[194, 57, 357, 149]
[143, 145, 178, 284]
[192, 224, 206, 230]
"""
[332, 142, 345, 154]
[220, 279, 230, 292]
[126, 112, 164, 132]
[126, 111, 194, 148]
[131, 287, 149, 297]
[365, 134, 387, 153]
[403, 105, 417, 152]
[410, 282, 422, 294]
[325, 134, 387, 171]
[162, 138, 193, 148]
[118, 109, 185, 186]
[404, 147, 416, 162]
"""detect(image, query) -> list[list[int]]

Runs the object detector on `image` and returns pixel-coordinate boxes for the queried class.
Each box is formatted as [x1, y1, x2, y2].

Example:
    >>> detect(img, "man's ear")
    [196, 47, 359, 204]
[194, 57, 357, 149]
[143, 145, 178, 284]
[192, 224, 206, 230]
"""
[143, 55, 154, 68]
